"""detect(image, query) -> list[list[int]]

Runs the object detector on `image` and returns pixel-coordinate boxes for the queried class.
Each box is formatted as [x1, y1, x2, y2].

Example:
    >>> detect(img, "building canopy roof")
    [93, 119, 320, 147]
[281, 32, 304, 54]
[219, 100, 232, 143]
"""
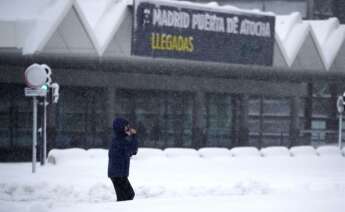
[0, 0, 344, 72]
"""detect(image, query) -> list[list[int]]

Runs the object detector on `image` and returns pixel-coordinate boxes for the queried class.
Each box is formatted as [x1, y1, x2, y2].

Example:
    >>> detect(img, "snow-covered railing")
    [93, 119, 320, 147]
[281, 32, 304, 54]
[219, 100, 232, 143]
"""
[47, 145, 345, 165]
[260, 146, 291, 157]
[289, 146, 318, 157]
[230, 147, 261, 157]
[198, 148, 232, 158]
[316, 146, 343, 157]
[47, 148, 89, 165]
[164, 148, 199, 158]
[132, 148, 165, 160]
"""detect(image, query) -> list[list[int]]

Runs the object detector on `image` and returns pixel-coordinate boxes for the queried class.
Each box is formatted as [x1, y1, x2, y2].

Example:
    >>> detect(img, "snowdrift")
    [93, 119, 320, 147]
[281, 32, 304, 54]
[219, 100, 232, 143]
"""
[1, 145, 345, 205]
[47, 146, 344, 165]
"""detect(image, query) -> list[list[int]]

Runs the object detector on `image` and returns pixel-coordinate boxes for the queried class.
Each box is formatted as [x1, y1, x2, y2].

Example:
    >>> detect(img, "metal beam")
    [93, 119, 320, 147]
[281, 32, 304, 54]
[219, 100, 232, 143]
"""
[1, 53, 345, 83]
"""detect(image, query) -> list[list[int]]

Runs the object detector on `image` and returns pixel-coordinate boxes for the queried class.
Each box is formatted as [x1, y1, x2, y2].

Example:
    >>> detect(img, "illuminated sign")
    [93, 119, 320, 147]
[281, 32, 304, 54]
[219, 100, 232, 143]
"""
[132, 0, 275, 66]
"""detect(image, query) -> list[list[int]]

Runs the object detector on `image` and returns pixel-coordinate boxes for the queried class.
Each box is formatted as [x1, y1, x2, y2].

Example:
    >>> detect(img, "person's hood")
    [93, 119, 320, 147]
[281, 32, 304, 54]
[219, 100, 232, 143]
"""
[113, 117, 129, 137]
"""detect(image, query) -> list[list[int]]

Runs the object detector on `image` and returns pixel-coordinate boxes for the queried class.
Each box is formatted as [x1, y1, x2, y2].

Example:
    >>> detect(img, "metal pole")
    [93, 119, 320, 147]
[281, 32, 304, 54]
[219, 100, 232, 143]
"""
[43, 97, 47, 165]
[339, 113, 343, 149]
[32, 97, 37, 173]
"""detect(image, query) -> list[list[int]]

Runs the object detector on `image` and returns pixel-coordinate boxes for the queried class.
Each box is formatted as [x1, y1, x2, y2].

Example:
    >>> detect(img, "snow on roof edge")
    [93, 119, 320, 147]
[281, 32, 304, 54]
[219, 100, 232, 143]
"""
[327, 26, 345, 71]
[308, 26, 329, 70]
[274, 13, 314, 68]
[324, 27, 345, 71]
[3, 0, 344, 72]
[285, 23, 310, 67]
[305, 19, 345, 71]
[73, 1, 103, 56]
[23, 0, 74, 55]
[96, 0, 130, 55]
[126, 0, 134, 6]
[133, 0, 274, 17]
[274, 32, 290, 67]
[275, 12, 302, 42]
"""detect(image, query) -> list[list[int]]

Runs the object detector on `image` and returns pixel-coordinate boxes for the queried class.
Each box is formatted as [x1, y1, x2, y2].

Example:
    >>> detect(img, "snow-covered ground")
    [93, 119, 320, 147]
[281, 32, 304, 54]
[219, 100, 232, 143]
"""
[1, 146, 345, 212]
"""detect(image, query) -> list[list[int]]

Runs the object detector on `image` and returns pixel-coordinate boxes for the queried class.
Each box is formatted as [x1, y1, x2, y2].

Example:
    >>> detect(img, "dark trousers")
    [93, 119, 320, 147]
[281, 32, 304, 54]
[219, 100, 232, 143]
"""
[110, 177, 135, 201]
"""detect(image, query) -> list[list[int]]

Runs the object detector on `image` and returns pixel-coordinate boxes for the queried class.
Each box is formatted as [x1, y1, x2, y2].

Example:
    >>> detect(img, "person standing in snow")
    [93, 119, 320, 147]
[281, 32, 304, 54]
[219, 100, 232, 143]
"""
[108, 117, 139, 201]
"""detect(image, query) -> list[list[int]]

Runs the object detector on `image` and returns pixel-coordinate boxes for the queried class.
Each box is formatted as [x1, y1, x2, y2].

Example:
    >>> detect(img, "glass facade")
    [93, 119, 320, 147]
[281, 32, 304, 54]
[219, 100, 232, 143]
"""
[0, 82, 340, 161]
[116, 90, 193, 148]
[117, 90, 239, 148]
[307, 82, 335, 145]
[55, 87, 107, 148]
[0, 84, 315, 151]
[249, 96, 291, 147]
[206, 94, 235, 147]
[0, 84, 32, 148]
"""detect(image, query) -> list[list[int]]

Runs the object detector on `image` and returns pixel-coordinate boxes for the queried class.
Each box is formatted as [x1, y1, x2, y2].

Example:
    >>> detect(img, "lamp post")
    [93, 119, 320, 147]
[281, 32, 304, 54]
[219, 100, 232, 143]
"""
[24, 64, 51, 173]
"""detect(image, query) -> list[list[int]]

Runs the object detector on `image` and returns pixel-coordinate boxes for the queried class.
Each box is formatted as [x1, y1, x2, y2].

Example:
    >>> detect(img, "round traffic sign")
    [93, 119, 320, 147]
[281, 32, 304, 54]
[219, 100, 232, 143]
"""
[24, 64, 51, 88]
[337, 96, 344, 113]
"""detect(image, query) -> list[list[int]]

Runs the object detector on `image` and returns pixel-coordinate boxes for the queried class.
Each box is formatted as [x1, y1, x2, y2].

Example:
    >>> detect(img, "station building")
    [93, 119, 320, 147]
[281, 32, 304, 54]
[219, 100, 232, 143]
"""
[0, 0, 345, 161]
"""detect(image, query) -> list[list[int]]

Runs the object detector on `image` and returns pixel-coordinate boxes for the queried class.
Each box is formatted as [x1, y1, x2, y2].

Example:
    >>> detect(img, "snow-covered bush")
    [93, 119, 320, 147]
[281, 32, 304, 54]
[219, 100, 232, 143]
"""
[230, 147, 261, 157]
[198, 148, 232, 158]
[132, 148, 165, 160]
[289, 146, 318, 157]
[87, 148, 107, 159]
[47, 148, 88, 165]
[260, 146, 291, 157]
[164, 148, 199, 158]
[316, 146, 342, 156]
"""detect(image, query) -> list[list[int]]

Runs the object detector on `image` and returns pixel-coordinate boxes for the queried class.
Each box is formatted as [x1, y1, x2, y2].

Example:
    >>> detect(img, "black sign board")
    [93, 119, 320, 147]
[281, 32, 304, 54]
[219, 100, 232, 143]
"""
[131, 0, 275, 66]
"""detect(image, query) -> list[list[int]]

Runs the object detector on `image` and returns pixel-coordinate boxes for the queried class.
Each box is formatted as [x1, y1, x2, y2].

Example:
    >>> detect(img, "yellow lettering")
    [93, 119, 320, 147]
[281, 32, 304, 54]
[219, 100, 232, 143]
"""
[166, 35, 172, 50]
[161, 34, 166, 50]
[188, 37, 194, 52]
[150, 33, 194, 53]
[151, 33, 155, 49]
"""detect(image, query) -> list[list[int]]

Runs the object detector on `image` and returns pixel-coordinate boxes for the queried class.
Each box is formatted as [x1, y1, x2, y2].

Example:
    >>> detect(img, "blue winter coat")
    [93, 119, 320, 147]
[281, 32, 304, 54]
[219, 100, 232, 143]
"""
[108, 118, 138, 177]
